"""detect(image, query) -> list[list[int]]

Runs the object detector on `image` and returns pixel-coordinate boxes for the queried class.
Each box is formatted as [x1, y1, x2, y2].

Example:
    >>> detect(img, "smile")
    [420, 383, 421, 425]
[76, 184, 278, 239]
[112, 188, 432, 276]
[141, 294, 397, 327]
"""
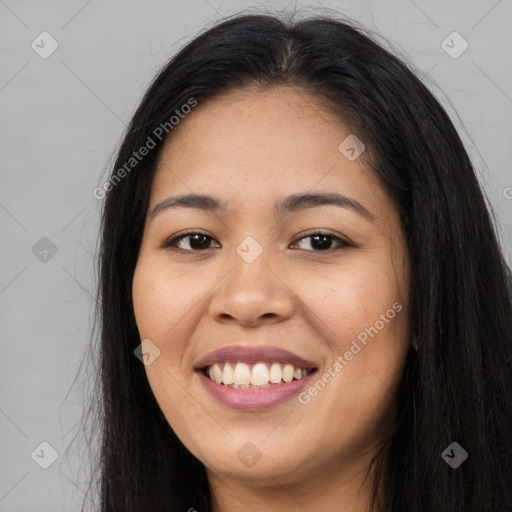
[204, 362, 314, 388]
[194, 345, 318, 410]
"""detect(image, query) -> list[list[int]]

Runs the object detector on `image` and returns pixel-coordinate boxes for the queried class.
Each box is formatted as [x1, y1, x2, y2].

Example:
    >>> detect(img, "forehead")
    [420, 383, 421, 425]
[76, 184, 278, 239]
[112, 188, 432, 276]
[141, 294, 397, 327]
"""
[159, 85, 351, 164]
[151, 86, 384, 216]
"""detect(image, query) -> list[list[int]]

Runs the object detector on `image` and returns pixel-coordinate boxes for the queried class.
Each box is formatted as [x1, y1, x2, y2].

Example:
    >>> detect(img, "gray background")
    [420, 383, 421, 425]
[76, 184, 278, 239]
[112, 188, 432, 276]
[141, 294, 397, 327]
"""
[1, 0, 511, 510]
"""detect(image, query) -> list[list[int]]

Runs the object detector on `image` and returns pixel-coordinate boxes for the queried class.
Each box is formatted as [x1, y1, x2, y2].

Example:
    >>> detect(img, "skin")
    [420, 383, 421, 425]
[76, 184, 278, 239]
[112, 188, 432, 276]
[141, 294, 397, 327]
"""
[132, 85, 411, 512]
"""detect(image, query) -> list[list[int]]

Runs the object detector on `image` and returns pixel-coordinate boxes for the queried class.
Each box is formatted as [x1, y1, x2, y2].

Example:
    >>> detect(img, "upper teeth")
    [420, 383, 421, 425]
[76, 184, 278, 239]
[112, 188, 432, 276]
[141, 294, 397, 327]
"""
[207, 362, 311, 387]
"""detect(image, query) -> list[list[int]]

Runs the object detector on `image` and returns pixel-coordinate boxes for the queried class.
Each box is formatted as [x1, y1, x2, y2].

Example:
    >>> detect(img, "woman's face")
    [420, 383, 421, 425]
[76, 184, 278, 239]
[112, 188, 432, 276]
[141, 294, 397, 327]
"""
[132, 86, 410, 488]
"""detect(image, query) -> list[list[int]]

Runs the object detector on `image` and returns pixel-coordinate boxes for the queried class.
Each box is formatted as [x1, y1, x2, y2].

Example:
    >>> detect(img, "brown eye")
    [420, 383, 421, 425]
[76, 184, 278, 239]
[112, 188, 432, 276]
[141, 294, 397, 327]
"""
[164, 232, 220, 251]
[291, 232, 350, 251]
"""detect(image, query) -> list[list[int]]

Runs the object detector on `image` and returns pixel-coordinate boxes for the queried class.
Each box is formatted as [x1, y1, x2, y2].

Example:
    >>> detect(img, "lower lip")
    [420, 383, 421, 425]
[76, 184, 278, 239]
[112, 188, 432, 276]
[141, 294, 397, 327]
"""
[196, 370, 317, 410]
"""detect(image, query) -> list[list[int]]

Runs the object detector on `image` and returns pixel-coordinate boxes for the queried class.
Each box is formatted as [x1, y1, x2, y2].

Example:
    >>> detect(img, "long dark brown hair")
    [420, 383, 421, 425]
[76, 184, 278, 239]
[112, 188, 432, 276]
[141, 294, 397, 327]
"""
[78, 10, 512, 512]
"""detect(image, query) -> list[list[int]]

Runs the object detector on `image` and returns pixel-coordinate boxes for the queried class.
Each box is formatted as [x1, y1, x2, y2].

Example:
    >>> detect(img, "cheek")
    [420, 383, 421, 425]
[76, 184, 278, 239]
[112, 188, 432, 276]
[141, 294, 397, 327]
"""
[132, 260, 211, 447]
[299, 258, 405, 345]
[132, 259, 205, 345]
[294, 258, 409, 418]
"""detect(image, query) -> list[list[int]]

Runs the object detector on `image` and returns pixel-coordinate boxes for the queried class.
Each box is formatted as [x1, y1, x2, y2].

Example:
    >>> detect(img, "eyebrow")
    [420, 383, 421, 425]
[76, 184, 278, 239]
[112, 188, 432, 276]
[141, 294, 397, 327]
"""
[150, 192, 374, 221]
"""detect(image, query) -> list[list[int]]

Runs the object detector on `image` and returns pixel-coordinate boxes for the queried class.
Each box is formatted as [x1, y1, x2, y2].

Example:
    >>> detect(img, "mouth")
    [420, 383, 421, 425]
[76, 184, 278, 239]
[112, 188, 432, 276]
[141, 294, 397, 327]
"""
[194, 345, 318, 409]
[200, 361, 316, 388]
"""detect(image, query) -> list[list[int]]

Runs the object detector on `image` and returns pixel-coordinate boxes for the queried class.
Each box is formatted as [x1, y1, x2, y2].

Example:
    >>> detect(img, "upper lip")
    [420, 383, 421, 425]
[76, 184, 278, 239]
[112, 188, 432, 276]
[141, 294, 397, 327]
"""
[194, 345, 318, 370]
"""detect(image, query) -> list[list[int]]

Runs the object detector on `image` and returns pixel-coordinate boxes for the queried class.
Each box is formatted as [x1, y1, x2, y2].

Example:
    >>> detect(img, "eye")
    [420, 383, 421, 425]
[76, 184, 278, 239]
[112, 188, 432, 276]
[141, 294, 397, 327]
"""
[163, 231, 351, 253]
[290, 231, 351, 252]
[163, 232, 220, 251]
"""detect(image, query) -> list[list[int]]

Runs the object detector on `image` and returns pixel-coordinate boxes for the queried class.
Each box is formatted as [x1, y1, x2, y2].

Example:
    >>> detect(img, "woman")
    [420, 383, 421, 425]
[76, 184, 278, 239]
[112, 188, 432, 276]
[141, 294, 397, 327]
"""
[86, 11, 512, 512]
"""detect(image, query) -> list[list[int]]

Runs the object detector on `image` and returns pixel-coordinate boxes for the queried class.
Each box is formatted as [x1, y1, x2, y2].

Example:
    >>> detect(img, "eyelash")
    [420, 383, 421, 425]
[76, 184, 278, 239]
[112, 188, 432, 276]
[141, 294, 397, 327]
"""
[163, 230, 352, 253]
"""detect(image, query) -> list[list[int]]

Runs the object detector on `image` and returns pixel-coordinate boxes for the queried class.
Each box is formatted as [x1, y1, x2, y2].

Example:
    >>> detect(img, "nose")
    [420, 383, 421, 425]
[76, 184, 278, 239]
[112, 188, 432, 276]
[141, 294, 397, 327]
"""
[208, 255, 296, 327]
